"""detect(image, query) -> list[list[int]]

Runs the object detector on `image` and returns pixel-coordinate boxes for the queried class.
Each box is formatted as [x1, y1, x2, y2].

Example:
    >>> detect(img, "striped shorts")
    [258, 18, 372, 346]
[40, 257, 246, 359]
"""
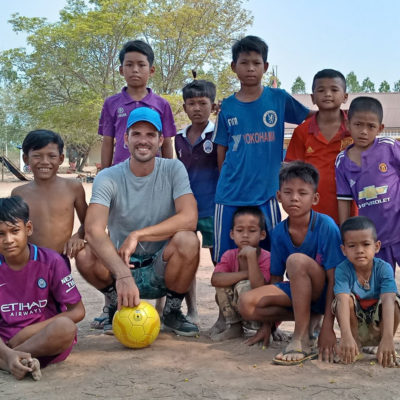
[213, 197, 281, 263]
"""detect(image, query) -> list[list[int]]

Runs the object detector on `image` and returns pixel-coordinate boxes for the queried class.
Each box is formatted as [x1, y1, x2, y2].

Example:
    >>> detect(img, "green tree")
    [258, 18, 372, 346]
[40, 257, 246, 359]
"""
[379, 80, 390, 92]
[291, 76, 306, 94]
[1, 0, 252, 169]
[346, 71, 361, 92]
[361, 77, 375, 93]
[144, 0, 252, 93]
[394, 80, 400, 92]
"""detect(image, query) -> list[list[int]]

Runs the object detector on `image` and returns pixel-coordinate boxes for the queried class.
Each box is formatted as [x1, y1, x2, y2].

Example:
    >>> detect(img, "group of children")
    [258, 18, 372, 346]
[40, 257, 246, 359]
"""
[1, 34, 400, 380]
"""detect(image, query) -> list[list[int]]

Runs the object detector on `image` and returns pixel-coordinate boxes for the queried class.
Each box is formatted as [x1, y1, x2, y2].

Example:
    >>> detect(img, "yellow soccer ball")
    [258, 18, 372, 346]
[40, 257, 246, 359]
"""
[112, 301, 161, 348]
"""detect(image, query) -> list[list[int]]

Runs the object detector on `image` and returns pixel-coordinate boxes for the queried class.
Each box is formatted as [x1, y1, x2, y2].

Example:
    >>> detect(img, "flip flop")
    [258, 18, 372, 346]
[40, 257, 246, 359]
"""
[90, 313, 109, 329]
[272, 349, 318, 366]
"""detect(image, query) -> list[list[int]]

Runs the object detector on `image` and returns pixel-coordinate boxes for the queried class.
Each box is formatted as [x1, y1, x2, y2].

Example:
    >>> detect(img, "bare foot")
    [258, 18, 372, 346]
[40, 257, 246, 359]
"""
[244, 322, 271, 346]
[272, 328, 288, 342]
[186, 311, 200, 325]
[211, 323, 242, 341]
[208, 311, 226, 337]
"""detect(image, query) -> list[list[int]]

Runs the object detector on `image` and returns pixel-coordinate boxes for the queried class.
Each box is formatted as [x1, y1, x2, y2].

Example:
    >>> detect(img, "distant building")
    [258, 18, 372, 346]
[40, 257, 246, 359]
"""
[285, 92, 400, 147]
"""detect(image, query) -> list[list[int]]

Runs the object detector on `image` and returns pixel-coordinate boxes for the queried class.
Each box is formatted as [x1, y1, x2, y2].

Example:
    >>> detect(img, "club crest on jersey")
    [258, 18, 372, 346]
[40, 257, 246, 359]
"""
[379, 163, 388, 173]
[203, 140, 213, 154]
[263, 110, 277, 128]
[37, 278, 47, 289]
[117, 107, 127, 118]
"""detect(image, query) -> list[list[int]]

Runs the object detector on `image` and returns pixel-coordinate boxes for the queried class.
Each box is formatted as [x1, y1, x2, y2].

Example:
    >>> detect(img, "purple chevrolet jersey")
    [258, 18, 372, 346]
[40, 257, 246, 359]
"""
[98, 87, 176, 165]
[0, 244, 81, 342]
[335, 137, 400, 247]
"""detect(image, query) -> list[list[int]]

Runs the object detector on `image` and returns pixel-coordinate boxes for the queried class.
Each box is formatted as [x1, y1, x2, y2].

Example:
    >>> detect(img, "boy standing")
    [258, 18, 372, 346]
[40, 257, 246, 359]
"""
[212, 35, 310, 263]
[0, 197, 85, 380]
[175, 79, 219, 323]
[175, 79, 218, 259]
[239, 162, 345, 365]
[12, 130, 87, 263]
[211, 206, 269, 341]
[285, 69, 356, 224]
[99, 40, 176, 167]
[334, 216, 399, 367]
[335, 97, 400, 271]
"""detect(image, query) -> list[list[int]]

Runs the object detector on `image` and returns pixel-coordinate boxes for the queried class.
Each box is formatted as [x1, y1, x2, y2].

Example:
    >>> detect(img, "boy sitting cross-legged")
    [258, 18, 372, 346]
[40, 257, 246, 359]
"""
[334, 216, 400, 367]
[0, 197, 85, 380]
[239, 161, 345, 365]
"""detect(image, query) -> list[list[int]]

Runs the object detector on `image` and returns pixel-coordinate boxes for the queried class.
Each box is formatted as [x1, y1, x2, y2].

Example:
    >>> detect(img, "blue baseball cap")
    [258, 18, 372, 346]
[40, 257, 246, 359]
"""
[126, 107, 162, 132]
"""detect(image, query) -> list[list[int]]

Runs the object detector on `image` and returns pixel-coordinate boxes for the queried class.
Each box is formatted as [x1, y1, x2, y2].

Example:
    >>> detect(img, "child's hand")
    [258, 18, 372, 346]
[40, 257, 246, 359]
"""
[338, 335, 359, 364]
[63, 237, 86, 258]
[244, 322, 271, 347]
[377, 337, 397, 367]
[238, 246, 257, 259]
[5, 350, 33, 380]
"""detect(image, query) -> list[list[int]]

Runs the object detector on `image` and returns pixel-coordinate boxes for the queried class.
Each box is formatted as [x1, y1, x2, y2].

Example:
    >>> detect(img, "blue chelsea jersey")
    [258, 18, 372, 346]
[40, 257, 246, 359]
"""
[213, 87, 308, 206]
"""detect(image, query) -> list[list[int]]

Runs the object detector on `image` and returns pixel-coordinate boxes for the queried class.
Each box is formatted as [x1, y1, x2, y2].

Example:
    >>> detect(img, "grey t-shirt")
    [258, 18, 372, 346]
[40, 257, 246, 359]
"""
[90, 158, 192, 256]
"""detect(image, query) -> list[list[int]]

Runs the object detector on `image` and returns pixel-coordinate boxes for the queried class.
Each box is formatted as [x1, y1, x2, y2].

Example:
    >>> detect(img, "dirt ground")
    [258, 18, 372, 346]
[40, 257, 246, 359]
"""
[1, 176, 400, 400]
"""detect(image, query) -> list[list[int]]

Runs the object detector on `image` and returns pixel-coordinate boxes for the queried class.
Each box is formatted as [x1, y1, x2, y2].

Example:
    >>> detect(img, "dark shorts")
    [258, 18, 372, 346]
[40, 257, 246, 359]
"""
[197, 216, 214, 248]
[275, 281, 327, 315]
[129, 248, 168, 299]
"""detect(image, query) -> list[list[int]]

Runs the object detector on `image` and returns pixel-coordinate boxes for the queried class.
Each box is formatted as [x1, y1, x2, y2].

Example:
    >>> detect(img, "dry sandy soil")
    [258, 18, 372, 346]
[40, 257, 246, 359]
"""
[1, 176, 400, 400]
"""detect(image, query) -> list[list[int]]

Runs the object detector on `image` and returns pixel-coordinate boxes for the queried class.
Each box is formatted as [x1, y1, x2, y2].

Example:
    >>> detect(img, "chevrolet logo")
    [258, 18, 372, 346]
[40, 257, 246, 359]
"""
[358, 185, 388, 200]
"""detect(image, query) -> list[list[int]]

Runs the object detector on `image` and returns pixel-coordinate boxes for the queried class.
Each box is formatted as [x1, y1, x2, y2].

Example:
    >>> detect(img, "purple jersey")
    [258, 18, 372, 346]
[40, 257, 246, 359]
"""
[175, 121, 218, 218]
[98, 87, 176, 165]
[335, 137, 400, 247]
[0, 244, 81, 342]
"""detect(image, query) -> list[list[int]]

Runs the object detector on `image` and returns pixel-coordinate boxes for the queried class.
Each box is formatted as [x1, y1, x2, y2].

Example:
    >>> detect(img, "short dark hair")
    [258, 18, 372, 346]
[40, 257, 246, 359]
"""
[312, 69, 346, 92]
[22, 129, 64, 155]
[0, 196, 29, 225]
[348, 96, 383, 124]
[182, 80, 216, 103]
[232, 206, 266, 230]
[340, 216, 377, 242]
[119, 40, 154, 66]
[232, 35, 268, 63]
[279, 161, 319, 191]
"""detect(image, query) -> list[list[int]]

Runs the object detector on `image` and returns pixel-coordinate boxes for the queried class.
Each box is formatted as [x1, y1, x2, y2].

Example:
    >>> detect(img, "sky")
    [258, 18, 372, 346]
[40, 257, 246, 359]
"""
[1, 0, 400, 92]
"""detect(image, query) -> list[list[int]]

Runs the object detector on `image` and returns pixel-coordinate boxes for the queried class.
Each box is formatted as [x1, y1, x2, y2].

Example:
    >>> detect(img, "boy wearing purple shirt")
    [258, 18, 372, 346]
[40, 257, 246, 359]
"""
[0, 197, 84, 380]
[335, 97, 400, 271]
[99, 40, 176, 167]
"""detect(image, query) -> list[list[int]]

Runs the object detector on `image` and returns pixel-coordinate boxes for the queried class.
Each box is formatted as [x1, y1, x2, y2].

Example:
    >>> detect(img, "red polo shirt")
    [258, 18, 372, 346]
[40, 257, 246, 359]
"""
[285, 110, 357, 224]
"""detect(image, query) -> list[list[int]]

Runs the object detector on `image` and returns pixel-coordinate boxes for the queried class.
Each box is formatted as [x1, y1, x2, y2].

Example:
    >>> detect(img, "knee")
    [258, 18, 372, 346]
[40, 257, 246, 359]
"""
[170, 231, 200, 260]
[286, 253, 312, 277]
[75, 246, 95, 274]
[51, 317, 77, 342]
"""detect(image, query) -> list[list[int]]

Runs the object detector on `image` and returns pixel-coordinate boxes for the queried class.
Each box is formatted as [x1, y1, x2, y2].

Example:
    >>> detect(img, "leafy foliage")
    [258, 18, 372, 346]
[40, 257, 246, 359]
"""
[360, 77, 375, 93]
[378, 80, 390, 93]
[345, 71, 361, 93]
[0, 0, 252, 169]
[291, 76, 306, 94]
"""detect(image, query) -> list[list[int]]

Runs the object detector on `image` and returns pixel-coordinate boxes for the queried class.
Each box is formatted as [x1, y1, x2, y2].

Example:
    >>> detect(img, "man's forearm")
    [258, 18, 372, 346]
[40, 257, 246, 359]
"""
[86, 229, 131, 279]
[132, 208, 197, 243]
